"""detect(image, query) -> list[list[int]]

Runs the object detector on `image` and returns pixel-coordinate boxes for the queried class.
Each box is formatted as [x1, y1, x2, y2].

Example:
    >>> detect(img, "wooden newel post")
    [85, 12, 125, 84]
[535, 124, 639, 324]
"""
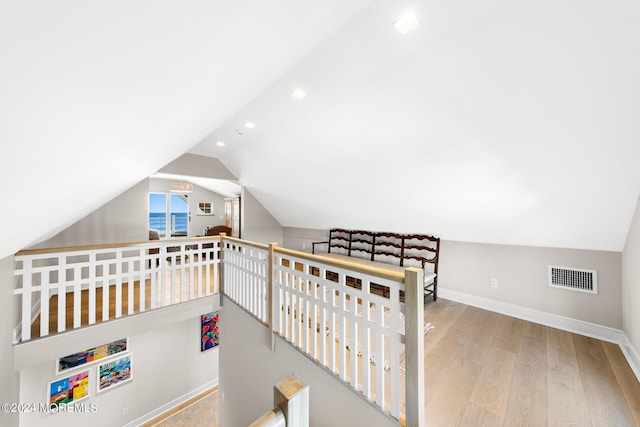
[405, 267, 425, 427]
[268, 242, 279, 351]
[274, 374, 309, 427]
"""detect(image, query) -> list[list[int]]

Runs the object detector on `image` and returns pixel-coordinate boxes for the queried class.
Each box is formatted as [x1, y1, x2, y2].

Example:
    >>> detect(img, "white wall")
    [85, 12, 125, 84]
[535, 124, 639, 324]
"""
[28, 180, 149, 249]
[158, 153, 237, 181]
[439, 240, 622, 329]
[219, 300, 399, 427]
[622, 201, 640, 357]
[242, 187, 283, 245]
[282, 227, 328, 253]
[18, 314, 219, 427]
[31, 178, 236, 249]
[283, 227, 623, 329]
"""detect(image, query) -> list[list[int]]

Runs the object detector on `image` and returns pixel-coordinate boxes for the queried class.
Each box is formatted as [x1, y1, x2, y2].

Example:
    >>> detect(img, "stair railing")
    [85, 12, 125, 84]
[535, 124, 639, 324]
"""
[222, 236, 425, 427]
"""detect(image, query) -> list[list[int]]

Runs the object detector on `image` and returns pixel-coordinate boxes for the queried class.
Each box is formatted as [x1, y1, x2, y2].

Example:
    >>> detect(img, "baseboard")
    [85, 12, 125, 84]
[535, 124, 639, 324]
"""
[123, 378, 218, 427]
[438, 288, 640, 382]
[620, 333, 640, 383]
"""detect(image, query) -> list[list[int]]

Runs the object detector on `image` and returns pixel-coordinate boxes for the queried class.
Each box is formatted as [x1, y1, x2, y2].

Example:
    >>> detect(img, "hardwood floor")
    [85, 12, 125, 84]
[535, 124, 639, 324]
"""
[159, 299, 640, 426]
[423, 299, 640, 427]
[30, 265, 218, 339]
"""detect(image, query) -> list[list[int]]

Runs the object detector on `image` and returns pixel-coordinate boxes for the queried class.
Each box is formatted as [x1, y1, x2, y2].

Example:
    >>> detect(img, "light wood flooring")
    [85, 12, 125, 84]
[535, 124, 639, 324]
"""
[142, 298, 640, 426]
[30, 265, 218, 339]
[421, 299, 640, 427]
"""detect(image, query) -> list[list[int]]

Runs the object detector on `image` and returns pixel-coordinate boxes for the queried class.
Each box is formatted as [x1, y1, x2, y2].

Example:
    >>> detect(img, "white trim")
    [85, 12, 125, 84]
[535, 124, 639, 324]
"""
[123, 378, 218, 427]
[438, 288, 640, 383]
[620, 333, 640, 383]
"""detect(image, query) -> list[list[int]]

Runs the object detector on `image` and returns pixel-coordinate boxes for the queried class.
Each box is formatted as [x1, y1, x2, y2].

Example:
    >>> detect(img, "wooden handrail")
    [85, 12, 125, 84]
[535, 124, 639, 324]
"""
[15, 236, 222, 256]
[221, 235, 269, 251]
[274, 246, 405, 282]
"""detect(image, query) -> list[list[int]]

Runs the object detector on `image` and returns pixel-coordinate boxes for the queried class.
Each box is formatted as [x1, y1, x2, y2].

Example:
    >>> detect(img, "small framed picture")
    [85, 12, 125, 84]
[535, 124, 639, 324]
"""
[56, 338, 128, 374]
[197, 202, 214, 216]
[201, 312, 219, 352]
[48, 370, 90, 409]
[96, 354, 132, 394]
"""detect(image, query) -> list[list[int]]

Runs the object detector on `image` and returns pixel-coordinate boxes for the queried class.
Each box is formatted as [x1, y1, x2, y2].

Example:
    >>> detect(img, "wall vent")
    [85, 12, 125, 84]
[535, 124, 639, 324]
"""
[548, 265, 597, 294]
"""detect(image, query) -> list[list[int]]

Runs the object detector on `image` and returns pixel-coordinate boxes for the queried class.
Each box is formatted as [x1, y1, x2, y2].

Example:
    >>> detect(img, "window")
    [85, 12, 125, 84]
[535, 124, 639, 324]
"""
[149, 193, 190, 238]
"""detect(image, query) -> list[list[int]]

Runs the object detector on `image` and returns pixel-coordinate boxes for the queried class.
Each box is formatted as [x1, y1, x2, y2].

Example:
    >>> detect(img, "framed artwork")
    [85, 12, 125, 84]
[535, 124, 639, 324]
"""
[97, 354, 132, 394]
[201, 312, 219, 352]
[197, 201, 214, 216]
[57, 338, 128, 374]
[48, 370, 90, 408]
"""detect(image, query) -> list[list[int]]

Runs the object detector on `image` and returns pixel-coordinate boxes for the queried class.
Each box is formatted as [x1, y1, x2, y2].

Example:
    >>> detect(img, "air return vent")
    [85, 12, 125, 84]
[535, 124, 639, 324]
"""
[548, 265, 597, 294]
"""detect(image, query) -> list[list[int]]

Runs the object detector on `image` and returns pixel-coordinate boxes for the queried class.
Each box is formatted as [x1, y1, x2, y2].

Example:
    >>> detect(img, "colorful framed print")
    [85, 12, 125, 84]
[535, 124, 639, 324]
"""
[48, 370, 90, 408]
[96, 354, 132, 394]
[57, 338, 128, 374]
[201, 312, 219, 352]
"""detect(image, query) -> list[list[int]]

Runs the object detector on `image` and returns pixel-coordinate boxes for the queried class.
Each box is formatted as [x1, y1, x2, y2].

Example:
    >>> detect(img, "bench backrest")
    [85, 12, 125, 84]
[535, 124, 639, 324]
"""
[327, 228, 440, 274]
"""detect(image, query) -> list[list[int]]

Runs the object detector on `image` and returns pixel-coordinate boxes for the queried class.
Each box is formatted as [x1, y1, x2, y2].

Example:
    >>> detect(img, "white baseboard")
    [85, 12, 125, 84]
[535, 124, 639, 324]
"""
[124, 378, 218, 427]
[620, 333, 640, 383]
[438, 288, 640, 382]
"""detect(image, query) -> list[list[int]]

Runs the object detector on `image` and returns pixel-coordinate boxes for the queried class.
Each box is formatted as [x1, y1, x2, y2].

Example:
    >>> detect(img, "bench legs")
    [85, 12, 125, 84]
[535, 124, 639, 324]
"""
[424, 280, 437, 302]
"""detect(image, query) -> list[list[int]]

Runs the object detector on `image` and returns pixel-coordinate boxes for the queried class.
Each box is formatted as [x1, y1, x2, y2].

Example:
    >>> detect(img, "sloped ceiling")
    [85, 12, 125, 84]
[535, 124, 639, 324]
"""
[192, 0, 640, 251]
[2, 1, 639, 260]
[0, 0, 371, 259]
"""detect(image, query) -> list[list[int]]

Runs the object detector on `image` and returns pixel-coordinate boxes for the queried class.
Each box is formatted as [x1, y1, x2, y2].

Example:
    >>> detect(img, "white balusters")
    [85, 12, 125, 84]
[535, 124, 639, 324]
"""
[268, 249, 410, 422]
[221, 238, 269, 325]
[14, 237, 221, 342]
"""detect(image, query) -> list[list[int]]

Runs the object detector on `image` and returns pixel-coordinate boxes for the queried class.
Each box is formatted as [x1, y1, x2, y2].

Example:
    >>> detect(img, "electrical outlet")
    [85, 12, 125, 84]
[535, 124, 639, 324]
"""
[302, 243, 306, 250]
[490, 277, 498, 288]
[122, 406, 130, 416]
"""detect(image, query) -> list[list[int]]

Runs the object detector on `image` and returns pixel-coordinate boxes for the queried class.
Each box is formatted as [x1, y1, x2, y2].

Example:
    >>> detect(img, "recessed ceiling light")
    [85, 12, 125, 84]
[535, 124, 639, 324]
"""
[290, 88, 306, 99]
[244, 122, 255, 129]
[216, 141, 225, 147]
[394, 11, 418, 34]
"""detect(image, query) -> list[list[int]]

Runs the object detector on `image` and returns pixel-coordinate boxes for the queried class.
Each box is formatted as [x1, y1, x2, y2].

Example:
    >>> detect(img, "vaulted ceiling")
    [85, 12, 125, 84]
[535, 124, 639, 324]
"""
[2, 0, 639, 259]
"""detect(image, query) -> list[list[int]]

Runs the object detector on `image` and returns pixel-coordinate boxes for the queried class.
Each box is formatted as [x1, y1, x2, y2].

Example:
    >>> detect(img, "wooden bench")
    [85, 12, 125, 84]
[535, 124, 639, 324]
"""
[312, 228, 440, 301]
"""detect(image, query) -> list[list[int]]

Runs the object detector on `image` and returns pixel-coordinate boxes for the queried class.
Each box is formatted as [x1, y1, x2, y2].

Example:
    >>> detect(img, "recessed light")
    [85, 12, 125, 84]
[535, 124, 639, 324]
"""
[216, 141, 226, 147]
[290, 88, 306, 99]
[244, 122, 255, 129]
[394, 11, 418, 34]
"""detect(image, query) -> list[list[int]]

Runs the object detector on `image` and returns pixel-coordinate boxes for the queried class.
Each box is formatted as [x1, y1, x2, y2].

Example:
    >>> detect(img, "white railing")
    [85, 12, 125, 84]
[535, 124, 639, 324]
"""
[222, 238, 425, 426]
[274, 249, 404, 417]
[14, 237, 221, 342]
[221, 239, 269, 325]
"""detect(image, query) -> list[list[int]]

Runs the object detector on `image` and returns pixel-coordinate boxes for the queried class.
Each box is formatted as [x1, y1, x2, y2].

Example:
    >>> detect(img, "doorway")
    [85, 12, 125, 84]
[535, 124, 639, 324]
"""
[149, 192, 190, 238]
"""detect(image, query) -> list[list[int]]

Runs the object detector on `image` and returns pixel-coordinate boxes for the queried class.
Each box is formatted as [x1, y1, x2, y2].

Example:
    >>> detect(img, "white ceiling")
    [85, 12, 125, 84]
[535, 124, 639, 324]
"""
[2, 1, 639, 259]
[192, 0, 640, 251]
[0, 0, 370, 258]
